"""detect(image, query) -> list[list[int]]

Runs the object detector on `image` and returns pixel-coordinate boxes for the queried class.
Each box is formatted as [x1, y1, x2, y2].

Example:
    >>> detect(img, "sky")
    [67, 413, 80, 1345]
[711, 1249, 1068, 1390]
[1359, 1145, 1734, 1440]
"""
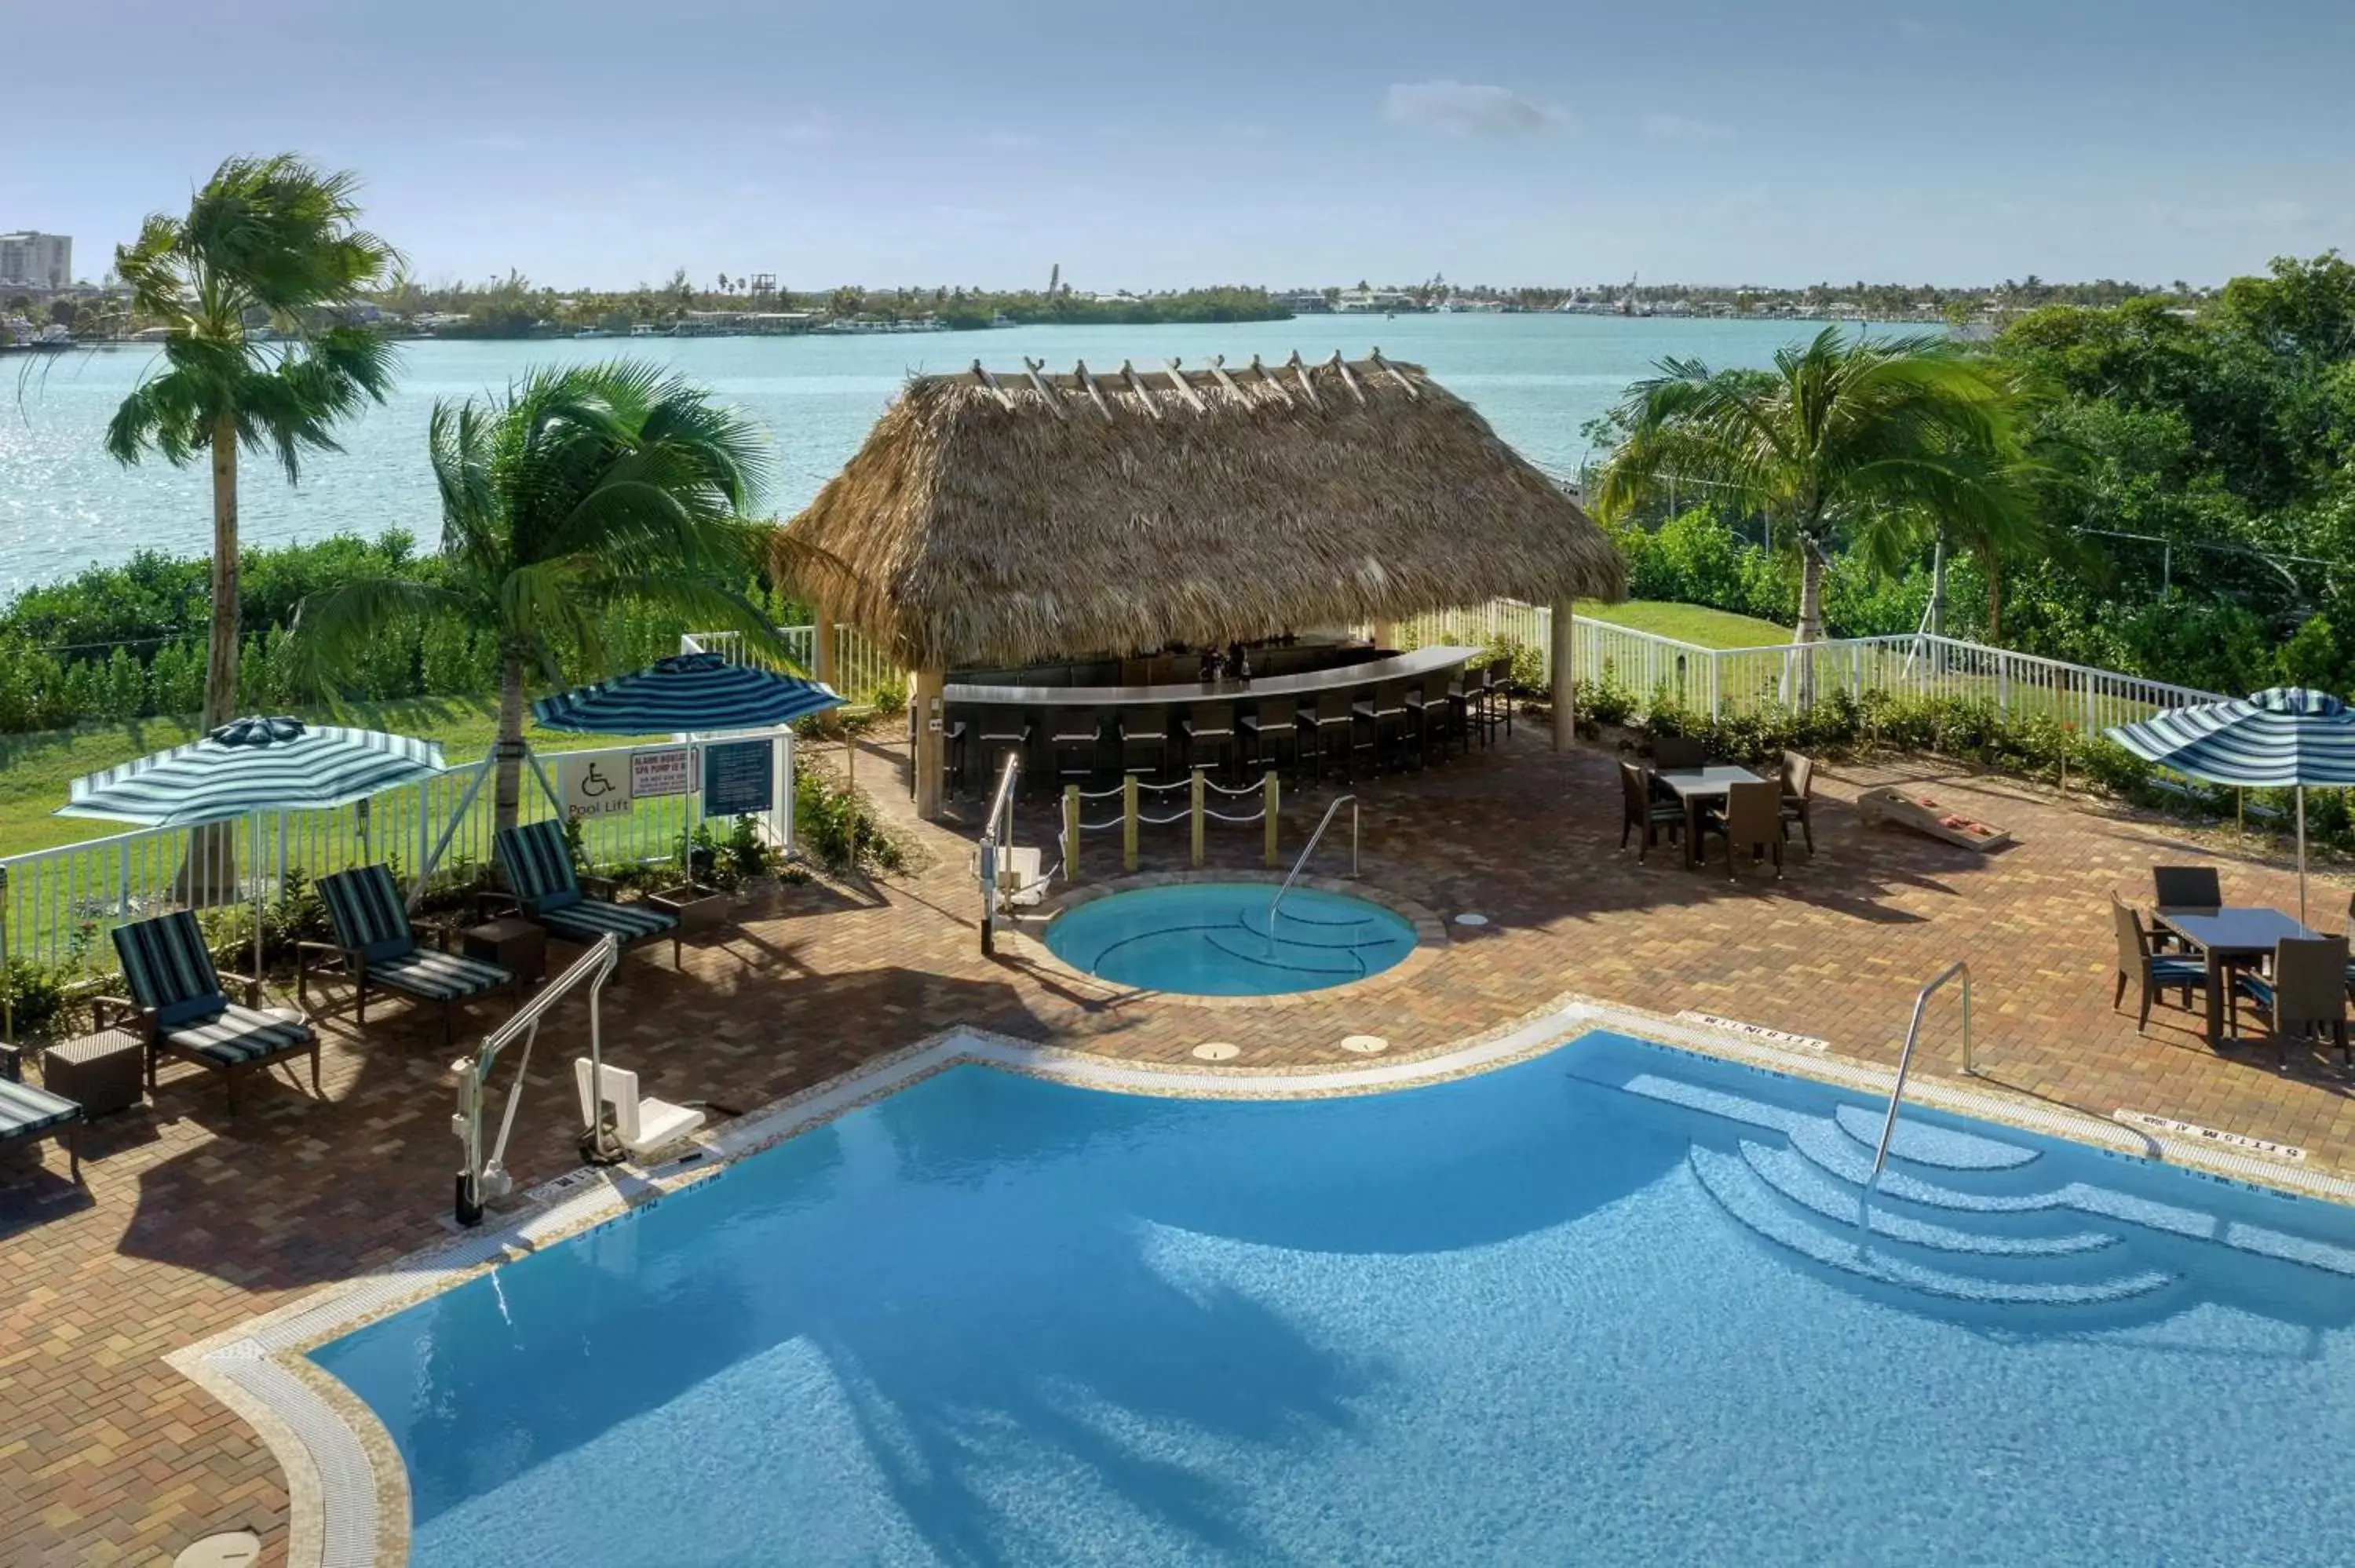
[12, 0, 2353, 293]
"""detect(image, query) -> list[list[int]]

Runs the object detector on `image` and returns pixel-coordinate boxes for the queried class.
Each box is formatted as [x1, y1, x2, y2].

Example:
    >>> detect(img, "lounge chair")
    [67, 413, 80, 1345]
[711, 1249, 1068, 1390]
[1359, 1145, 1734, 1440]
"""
[574, 1058, 704, 1159]
[2232, 935, 2351, 1070]
[2110, 895, 2203, 1031]
[493, 821, 682, 968]
[1779, 750, 1816, 854]
[1, 1042, 82, 1183]
[1700, 779, 1784, 882]
[1619, 760, 1684, 862]
[100, 911, 319, 1118]
[301, 865, 519, 1045]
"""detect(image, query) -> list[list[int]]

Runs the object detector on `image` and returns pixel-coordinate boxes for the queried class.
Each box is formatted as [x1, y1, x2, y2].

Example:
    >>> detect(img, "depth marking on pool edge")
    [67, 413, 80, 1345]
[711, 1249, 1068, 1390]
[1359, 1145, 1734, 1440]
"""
[1674, 1011, 1828, 1052]
[2116, 1110, 2307, 1164]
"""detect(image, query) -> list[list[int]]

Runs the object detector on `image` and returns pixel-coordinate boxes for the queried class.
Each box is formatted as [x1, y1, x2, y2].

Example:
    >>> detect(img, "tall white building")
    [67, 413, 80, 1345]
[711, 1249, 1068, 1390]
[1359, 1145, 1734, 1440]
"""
[0, 232, 72, 290]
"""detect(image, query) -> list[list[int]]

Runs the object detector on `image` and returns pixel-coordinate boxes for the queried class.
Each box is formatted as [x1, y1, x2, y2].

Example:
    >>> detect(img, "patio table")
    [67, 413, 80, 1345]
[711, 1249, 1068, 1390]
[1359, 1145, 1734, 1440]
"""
[2153, 906, 2317, 1046]
[1652, 765, 1766, 866]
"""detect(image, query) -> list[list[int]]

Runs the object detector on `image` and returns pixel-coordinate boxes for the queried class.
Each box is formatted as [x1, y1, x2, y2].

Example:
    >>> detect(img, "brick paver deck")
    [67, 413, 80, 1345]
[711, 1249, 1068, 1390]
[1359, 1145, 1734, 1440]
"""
[5, 730, 2351, 1565]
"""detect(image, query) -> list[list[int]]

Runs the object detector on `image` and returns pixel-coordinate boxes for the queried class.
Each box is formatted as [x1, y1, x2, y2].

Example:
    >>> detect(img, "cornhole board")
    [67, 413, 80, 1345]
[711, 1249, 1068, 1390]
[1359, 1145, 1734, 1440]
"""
[1856, 786, 2014, 851]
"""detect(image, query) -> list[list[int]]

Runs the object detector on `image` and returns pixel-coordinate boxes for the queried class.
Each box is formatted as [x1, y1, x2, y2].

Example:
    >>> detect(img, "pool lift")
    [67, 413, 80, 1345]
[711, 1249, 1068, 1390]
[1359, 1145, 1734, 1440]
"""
[975, 751, 1046, 954]
[451, 933, 621, 1227]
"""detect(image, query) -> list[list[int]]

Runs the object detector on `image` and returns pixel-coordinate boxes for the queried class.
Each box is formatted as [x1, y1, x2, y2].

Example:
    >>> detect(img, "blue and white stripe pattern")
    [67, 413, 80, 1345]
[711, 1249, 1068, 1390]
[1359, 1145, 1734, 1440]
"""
[59, 717, 447, 828]
[2105, 687, 2355, 787]
[531, 651, 844, 735]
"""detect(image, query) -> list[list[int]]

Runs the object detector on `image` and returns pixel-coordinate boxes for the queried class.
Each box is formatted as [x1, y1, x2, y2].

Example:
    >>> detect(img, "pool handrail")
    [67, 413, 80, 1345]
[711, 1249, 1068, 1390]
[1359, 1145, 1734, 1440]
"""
[1266, 794, 1357, 934]
[977, 751, 1021, 954]
[1864, 961, 1973, 1198]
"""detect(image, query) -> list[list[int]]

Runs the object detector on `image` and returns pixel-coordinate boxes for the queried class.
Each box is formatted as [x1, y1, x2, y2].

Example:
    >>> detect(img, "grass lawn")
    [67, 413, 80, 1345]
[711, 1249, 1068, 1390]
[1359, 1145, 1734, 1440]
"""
[0, 698, 670, 860]
[1575, 600, 1792, 650]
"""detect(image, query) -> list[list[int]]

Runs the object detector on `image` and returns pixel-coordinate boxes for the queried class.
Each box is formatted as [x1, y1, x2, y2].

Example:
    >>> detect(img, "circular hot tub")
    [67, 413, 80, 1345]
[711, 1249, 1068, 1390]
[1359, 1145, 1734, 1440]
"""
[1044, 881, 1417, 997]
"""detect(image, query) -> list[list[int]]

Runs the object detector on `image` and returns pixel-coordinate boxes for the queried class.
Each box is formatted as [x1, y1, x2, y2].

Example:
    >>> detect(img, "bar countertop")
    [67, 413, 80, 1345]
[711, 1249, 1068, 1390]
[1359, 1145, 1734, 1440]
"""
[944, 645, 1484, 708]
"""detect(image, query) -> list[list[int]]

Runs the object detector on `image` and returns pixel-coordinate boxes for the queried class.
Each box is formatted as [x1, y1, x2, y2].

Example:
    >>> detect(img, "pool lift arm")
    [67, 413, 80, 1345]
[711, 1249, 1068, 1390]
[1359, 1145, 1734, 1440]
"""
[451, 932, 621, 1227]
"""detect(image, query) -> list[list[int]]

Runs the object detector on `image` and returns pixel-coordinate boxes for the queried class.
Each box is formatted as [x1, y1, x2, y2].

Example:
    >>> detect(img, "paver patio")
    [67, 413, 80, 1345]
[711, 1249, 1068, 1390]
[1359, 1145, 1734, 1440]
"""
[5, 727, 2353, 1566]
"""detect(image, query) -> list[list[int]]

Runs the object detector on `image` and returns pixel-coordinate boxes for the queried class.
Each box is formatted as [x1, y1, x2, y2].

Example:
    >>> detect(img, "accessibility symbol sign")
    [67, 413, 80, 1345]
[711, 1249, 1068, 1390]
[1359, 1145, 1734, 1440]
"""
[561, 754, 635, 819]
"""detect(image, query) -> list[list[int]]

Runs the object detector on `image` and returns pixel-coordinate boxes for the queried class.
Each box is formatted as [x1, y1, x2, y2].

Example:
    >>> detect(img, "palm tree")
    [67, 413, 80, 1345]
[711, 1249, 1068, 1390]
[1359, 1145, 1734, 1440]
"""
[1594, 327, 2040, 705]
[289, 362, 787, 833]
[105, 155, 399, 731]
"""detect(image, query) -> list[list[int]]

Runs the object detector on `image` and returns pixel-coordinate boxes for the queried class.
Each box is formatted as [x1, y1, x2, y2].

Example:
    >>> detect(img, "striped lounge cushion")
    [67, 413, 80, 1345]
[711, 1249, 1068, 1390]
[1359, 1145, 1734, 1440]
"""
[497, 821, 581, 907]
[319, 864, 414, 963]
[111, 911, 228, 1028]
[536, 898, 677, 946]
[369, 948, 511, 1002]
[163, 1004, 314, 1068]
[0, 1076, 80, 1140]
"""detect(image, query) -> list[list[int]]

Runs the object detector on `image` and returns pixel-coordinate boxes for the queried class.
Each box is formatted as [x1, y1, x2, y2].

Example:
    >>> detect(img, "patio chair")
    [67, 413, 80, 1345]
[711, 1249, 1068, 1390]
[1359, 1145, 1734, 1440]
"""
[2232, 935, 2351, 1070]
[493, 821, 683, 968]
[2110, 895, 2203, 1032]
[1651, 735, 1709, 771]
[1779, 751, 1816, 854]
[2152, 866, 2222, 913]
[301, 865, 519, 1045]
[100, 910, 319, 1118]
[1619, 760, 1684, 862]
[1699, 779, 1784, 882]
[1, 1042, 82, 1184]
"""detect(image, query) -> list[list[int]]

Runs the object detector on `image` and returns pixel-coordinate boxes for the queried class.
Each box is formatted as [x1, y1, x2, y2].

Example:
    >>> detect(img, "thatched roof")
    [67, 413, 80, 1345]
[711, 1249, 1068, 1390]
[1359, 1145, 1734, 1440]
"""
[775, 350, 1626, 669]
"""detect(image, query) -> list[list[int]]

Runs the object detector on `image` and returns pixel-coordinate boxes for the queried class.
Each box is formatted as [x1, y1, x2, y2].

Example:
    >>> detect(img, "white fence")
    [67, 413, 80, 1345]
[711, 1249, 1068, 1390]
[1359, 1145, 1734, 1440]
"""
[686, 623, 900, 704]
[0, 732, 796, 983]
[1390, 600, 2221, 730]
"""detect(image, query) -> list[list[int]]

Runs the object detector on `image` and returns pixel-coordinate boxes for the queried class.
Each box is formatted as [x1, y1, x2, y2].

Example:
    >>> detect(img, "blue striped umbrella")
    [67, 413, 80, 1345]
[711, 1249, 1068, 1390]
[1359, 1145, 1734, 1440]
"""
[2107, 687, 2355, 921]
[58, 716, 449, 828]
[531, 651, 844, 735]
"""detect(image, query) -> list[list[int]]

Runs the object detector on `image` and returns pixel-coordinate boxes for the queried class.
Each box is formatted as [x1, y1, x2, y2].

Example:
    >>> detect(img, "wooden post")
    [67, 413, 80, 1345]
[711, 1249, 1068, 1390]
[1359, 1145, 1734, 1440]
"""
[812, 600, 836, 687]
[1122, 774, 1139, 872]
[1550, 598, 1578, 753]
[1262, 771, 1280, 866]
[913, 667, 946, 819]
[1063, 785, 1082, 881]
[1189, 768, 1205, 867]
[1371, 620, 1397, 651]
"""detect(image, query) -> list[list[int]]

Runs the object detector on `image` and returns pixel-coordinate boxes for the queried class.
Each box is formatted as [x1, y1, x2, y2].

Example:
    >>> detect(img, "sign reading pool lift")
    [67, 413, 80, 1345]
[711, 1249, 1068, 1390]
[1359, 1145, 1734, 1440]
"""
[561, 755, 634, 819]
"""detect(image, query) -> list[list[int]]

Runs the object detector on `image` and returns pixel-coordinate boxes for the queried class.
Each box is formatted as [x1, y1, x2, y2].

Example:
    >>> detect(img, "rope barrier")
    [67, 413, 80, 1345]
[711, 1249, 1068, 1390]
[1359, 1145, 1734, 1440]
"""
[1136, 808, 1192, 826]
[1201, 777, 1267, 796]
[1202, 807, 1267, 824]
[1072, 783, 1126, 800]
[1134, 777, 1192, 794]
[1077, 815, 1125, 833]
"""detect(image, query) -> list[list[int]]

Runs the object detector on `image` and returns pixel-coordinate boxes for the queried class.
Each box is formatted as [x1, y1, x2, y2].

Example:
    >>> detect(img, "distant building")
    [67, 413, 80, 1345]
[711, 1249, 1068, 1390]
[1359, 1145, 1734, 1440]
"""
[1280, 291, 1332, 314]
[0, 232, 71, 290]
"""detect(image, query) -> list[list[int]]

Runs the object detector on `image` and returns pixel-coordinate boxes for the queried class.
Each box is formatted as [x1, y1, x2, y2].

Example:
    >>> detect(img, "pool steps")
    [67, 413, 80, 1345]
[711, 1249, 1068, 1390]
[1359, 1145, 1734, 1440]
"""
[1572, 1061, 2355, 1315]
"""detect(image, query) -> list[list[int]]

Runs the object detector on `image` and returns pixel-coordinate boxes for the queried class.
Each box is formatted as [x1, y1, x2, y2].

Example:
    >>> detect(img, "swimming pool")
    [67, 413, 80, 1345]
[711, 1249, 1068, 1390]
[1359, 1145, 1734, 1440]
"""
[311, 1030, 2355, 1566]
[1042, 881, 1417, 994]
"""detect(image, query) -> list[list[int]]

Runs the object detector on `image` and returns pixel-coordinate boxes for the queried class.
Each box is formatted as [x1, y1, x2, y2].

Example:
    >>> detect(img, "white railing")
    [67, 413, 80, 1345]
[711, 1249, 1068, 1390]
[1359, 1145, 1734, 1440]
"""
[687, 622, 900, 704]
[0, 733, 796, 983]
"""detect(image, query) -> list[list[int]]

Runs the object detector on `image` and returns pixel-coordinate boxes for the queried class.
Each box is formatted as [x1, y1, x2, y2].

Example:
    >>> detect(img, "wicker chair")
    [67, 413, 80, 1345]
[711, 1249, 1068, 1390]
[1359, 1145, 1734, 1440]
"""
[1700, 779, 1784, 882]
[1239, 697, 1298, 778]
[2152, 866, 2222, 912]
[493, 820, 683, 968]
[100, 911, 319, 1118]
[1778, 751, 1816, 854]
[2110, 895, 2203, 1032]
[2233, 935, 2351, 1070]
[1181, 703, 1236, 779]
[1651, 735, 1709, 771]
[301, 864, 518, 1045]
[1619, 760, 1685, 862]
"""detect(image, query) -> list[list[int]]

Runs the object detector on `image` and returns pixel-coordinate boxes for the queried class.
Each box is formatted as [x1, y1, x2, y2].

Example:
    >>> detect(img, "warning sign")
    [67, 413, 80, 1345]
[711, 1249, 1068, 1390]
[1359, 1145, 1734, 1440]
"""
[630, 746, 693, 799]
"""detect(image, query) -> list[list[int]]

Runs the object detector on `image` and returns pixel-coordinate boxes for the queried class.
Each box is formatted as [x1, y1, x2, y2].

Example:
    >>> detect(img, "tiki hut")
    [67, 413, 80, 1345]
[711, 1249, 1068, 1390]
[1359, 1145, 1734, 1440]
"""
[776, 350, 1625, 814]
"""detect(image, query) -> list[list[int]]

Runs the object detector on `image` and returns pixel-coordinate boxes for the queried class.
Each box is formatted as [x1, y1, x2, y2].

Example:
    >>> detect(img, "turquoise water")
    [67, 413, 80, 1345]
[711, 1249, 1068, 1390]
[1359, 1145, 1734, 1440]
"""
[1, 315, 1864, 593]
[312, 1030, 2355, 1566]
[1044, 882, 1416, 995]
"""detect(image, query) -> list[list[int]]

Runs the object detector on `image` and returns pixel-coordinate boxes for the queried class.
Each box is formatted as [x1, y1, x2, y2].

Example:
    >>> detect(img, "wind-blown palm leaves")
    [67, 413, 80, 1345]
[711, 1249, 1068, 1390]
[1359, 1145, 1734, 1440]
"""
[1594, 327, 2048, 702]
[104, 155, 400, 731]
[289, 361, 788, 833]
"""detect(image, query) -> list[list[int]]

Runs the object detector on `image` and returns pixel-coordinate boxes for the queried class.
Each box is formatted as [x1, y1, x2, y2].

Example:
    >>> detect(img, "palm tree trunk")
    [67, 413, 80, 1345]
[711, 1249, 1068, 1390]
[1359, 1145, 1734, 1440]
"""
[1986, 563, 2003, 644]
[492, 651, 527, 836]
[205, 414, 241, 728]
[180, 414, 243, 907]
[1791, 534, 1828, 709]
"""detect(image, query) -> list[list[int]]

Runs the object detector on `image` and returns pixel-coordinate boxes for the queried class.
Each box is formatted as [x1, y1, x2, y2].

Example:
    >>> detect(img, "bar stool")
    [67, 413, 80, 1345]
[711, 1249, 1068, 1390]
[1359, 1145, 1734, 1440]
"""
[1298, 691, 1356, 782]
[1461, 662, 1499, 746]
[1408, 671, 1461, 764]
[1240, 697, 1297, 778]
[1182, 702, 1236, 779]
[975, 706, 1032, 783]
[1484, 655, 1516, 739]
[1110, 706, 1168, 780]
[1050, 706, 1102, 788]
[1353, 681, 1412, 775]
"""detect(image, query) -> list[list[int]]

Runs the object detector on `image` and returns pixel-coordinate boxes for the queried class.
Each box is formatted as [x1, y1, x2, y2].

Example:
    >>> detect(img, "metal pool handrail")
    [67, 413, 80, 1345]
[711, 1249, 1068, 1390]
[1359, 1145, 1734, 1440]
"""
[1865, 961, 1973, 1196]
[977, 751, 1021, 954]
[1266, 794, 1356, 935]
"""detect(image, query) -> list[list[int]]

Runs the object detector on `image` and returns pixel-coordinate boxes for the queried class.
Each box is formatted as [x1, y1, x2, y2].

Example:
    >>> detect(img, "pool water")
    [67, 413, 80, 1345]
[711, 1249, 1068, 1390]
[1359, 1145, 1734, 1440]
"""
[312, 1031, 2355, 1566]
[1042, 881, 1417, 995]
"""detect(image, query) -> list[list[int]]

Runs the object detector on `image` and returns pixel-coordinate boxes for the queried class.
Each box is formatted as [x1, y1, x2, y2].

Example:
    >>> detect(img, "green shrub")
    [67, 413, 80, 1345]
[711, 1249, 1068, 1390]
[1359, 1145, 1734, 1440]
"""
[794, 767, 906, 874]
[0, 956, 71, 1040]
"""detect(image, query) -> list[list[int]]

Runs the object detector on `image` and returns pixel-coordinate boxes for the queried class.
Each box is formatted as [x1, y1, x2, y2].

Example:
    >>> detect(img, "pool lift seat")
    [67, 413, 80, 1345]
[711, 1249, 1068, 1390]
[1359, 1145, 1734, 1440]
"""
[574, 1059, 705, 1160]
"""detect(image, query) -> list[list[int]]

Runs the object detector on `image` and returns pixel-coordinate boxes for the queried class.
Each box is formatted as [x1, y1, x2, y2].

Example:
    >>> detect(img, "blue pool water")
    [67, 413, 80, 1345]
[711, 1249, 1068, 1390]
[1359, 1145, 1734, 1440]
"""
[1042, 882, 1416, 995]
[312, 1031, 2355, 1566]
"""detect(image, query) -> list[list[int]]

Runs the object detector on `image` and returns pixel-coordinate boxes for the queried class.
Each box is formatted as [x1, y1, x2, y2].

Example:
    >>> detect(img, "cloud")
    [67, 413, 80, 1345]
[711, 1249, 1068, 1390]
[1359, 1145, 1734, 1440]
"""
[1384, 81, 1568, 138]
[1641, 112, 1731, 143]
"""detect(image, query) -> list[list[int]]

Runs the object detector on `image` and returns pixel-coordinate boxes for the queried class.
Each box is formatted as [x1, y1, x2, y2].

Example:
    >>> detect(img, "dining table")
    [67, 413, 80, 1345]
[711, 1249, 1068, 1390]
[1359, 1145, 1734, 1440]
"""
[1651, 764, 1767, 866]
[2152, 905, 2318, 1046]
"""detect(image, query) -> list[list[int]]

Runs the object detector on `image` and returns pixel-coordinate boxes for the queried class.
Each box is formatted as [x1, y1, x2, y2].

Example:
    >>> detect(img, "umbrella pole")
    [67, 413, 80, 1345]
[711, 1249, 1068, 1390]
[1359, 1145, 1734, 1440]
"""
[253, 812, 265, 990]
[2298, 786, 2309, 928]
